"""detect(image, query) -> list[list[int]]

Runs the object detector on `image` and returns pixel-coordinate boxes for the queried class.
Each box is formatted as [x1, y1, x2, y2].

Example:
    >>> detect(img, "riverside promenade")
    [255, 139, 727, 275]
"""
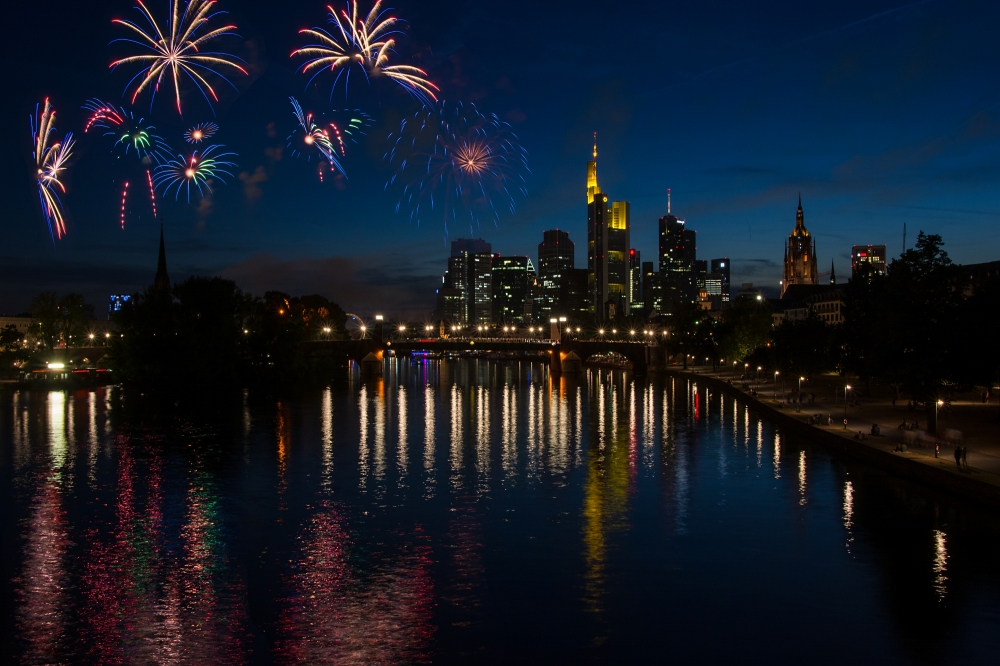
[670, 366, 1000, 506]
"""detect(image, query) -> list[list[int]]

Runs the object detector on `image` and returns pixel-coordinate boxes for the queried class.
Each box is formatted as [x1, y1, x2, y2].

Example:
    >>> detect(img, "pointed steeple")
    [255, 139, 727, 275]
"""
[793, 194, 808, 236]
[586, 132, 600, 204]
[153, 223, 170, 291]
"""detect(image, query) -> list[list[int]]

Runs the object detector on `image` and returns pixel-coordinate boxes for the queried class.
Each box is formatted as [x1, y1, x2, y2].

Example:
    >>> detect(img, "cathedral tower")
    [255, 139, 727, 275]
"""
[782, 194, 817, 296]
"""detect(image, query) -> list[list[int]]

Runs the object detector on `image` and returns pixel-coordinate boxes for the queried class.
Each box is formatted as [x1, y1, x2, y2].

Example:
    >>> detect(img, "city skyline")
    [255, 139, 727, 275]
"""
[2, 0, 998, 318]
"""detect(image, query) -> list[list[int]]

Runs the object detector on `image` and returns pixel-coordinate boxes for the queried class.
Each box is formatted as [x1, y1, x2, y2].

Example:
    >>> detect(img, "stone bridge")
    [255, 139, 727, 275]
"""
[304, 338, 662, 375]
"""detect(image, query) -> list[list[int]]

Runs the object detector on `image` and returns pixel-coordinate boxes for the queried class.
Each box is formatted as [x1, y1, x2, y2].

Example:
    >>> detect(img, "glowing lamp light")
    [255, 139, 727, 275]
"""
[375, 315, 384, 321]
[360, 325, 367, 331]
[47, 362, 65, 369]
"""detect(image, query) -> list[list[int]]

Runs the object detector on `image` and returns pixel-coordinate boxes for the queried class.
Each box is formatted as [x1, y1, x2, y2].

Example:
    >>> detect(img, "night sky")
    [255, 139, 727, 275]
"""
[2, 0, 998, 317]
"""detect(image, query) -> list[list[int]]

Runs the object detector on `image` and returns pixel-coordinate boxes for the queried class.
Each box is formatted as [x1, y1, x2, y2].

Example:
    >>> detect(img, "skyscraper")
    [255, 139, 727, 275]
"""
[658, 192, 697, 313]
[586, 136, 630, 322]
[851, 244, 887, 278]
[537, 229, 575, 319]
[435, 238, 493, 325]
[491, 255, 535, 323]
[629, 249, 643, 314]
[711, 257, 731, 308]
[782, 195, 818, 296]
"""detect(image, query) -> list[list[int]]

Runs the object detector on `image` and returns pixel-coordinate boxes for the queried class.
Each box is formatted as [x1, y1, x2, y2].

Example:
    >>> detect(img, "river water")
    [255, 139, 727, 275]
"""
[2, 359, 999, 664]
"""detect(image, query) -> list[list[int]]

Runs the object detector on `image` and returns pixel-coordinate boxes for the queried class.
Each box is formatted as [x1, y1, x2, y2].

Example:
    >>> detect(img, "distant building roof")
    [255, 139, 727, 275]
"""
[779, 283, 843, 301]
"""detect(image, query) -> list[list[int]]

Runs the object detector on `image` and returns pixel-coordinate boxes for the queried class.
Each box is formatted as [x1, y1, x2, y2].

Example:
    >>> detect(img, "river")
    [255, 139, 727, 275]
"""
[2, 359, 999, 664]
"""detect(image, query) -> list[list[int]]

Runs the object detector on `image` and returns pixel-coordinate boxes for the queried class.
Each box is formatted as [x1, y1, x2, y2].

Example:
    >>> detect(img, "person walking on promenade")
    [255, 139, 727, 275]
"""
[962, 446, 968, 468]
[935, 442, 939, 458]
[954, 446, 961, 467]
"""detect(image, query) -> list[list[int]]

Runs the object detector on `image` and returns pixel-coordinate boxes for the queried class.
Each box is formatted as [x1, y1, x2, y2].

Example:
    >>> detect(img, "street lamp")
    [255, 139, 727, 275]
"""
[844, 385, 852, 427]
[774, 370, 780, 400]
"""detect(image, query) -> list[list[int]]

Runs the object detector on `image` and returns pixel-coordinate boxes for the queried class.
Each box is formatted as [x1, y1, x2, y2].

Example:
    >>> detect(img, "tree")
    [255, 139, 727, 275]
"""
[771, 312, 840, 378]
[717, 295, 773, 366]
[58, 293, 90, 345]
[29, 292, 60, 349]
[0, 325, 28, 378]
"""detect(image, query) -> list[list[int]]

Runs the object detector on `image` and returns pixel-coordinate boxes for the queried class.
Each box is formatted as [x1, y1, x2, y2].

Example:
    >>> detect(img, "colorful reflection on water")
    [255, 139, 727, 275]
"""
[2, 361, 1000, 663]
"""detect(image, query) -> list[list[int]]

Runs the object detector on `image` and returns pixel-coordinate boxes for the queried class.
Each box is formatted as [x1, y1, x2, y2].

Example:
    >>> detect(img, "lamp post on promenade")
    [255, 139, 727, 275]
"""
[844, 385, 852, 428]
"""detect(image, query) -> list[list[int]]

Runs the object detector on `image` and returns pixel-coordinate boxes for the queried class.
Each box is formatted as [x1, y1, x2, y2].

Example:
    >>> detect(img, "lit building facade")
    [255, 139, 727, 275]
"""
[658, 197, 697, 313]
[585, 136, 630, 322]
[434, 238, 493, 325]
[711, 258, 731, 306]
[629, 249, 643, 314]
[491, 255, 535, 323]
[851, 244, 887, 278]
[782, 195, 818, 296]
[537, 229, 575, 320]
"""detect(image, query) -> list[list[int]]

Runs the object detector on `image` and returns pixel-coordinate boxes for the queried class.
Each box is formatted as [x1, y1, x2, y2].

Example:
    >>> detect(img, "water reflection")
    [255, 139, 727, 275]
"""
[4, 368, 1000, 663]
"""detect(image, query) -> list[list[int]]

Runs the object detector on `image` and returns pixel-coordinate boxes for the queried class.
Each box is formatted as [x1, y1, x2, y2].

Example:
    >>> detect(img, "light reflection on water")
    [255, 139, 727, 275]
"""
[2, 360, 1000, 664]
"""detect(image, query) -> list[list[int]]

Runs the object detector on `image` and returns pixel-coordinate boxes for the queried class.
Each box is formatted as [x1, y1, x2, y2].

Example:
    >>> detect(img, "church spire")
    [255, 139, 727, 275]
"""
[153, 222, 170, 291]
[586, 132, 600, 204]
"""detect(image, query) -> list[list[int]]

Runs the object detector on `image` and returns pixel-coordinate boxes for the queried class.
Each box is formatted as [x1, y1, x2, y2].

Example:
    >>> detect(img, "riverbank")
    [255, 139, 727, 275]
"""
[667, 368, 1000, 507]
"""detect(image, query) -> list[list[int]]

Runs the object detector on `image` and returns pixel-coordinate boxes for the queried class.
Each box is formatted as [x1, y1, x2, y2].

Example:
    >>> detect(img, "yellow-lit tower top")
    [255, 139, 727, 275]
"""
[587, 132, 600, 204]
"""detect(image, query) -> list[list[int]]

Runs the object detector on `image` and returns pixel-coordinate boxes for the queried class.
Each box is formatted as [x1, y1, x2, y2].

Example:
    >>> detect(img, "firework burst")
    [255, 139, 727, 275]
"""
[110, 0, 247, 115]
[385, 101, 528, 235]
[31, 99, 75, 242]
[185, 121, 219, 143]
[292, 1, 438, 104]
[83, 99, 166, 229]
[287, 97, 346, 177]
[153, 144, 238, 201]
[83, 99, 168, 159]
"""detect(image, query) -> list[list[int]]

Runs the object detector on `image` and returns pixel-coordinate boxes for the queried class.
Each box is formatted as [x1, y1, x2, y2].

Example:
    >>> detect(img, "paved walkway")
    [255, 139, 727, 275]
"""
[681, 366, 1000, 483]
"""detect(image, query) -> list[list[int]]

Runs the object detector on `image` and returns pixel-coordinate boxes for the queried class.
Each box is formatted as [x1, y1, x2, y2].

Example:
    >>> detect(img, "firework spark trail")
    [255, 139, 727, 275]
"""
[287, 97, 347, 177]
[153, 144, 238, 201]
[292, 1, 438, 104]
[185, 122, 219, 143]
[146, 170, 158, 218]
[110, 0, 248, 115]
[31, 99, 75, 242]
[384, 101, 529, 237]
[120, 181, 130, 229]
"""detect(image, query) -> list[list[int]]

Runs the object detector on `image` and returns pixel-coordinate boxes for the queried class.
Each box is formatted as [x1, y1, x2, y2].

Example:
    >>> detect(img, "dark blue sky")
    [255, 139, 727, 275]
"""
[2, 0, 998, 317]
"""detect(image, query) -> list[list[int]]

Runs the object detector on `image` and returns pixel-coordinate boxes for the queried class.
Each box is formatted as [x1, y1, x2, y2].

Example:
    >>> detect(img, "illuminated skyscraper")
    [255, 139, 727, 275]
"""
[782, 195, 818, 296]
[851, 244, 887, 278]
[435, 238, 493, 325]
[491, 255, 535, 323]
[537, 229, 575, 319]
[586, 136, 630, 323]
[629, 249, 643, 314]
[711, 257, 731, 308]
[658, 192, 697, 312]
